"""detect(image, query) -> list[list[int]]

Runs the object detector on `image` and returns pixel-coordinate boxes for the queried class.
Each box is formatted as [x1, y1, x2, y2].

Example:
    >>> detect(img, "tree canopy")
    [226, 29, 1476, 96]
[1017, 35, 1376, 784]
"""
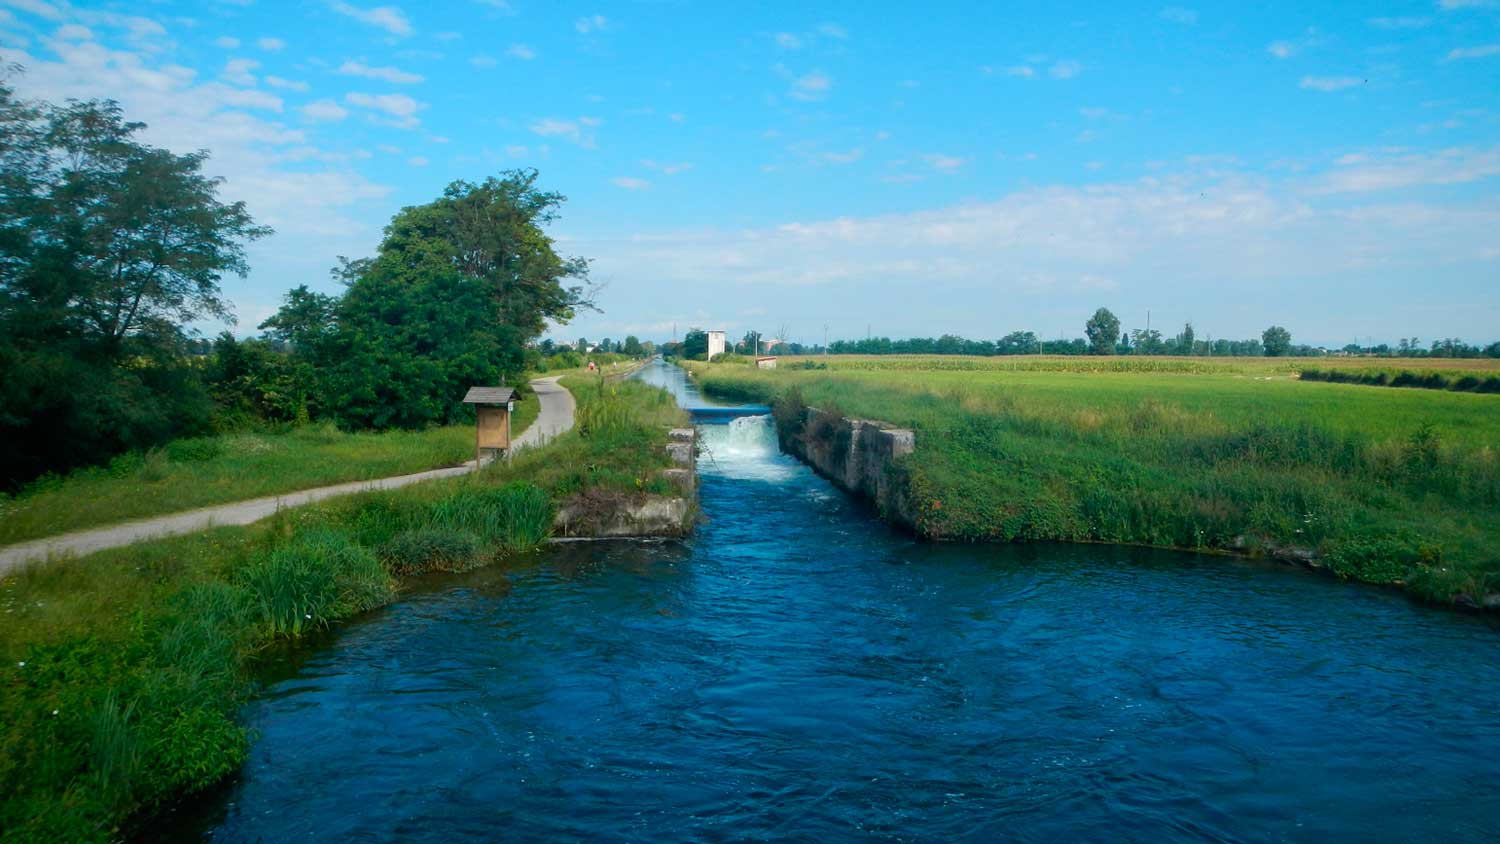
[1085, 308, 1121, 355]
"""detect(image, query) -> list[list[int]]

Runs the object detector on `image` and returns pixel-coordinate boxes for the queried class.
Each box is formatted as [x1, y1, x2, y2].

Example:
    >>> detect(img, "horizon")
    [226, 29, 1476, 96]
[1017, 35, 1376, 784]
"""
[2, 0, 1497, 348]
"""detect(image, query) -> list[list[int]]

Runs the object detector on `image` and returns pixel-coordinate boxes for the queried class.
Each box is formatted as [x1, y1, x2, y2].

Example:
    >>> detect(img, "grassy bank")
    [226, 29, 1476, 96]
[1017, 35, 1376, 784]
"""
[686, 358, 1500, 607]
[0, 376, 678, 843]
[0, 393, 540, 547]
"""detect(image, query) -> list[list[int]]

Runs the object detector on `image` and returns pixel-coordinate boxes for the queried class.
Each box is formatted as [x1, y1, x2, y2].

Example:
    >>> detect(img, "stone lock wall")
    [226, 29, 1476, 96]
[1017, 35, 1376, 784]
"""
[787, 409, 916, 529]
[553, 427, 698, 538]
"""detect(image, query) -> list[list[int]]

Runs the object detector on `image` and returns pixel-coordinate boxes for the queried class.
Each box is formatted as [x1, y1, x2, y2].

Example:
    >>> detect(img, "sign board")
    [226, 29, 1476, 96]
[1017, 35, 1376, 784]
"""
[476, 405, 510, 449]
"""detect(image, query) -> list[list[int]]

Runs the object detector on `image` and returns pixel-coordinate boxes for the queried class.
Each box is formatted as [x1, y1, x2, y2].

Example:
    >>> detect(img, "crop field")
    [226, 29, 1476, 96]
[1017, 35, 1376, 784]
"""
[775, 353, 1500, 376]
[686, 358, 1500, 606]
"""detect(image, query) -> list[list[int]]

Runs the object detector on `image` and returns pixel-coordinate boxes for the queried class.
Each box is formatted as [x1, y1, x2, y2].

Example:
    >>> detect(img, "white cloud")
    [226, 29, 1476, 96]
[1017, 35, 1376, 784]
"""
[1310, 146, 1500, 193]
[222, 57, 259, 86]
[257, 36, 285, 51]
[4, 0, 63, 21]
[774, 32, 801, 49]
[265, 75, 309, 91]
[925, 153, 967, 172]
[1300, 75, 1361, 92]
[575, 14, 607, 34]
[407, 155, 428, 166]
[1439, 0, 1500, 8]
[1367, 16, 1429, 29]
[611, 176, 649, 190]
[818, 23, 848, 39]
[469, 55, 497, 67]
[1267, 41, 1297, 59]
[504, 144, 528, 157]
[300, 98, 348, 121]
[337, 60, 423, 84]
[1446, 44, 1500, 61]
[790, 71, 831, 101]
[822, 148, 863, 164]
[53, 23, 91, 40]
[1005, 65, 1036, 78]
[331, 3, 412, 37]
[1160, 7, 1197, 24]
[215, 36, 240, 49]
[506, 43, 534, 60]
[344, 91, 425, 127]
[642, 159, 692, 174]
[529, 116, 600, 147]
[1049, 60, 1082, 79]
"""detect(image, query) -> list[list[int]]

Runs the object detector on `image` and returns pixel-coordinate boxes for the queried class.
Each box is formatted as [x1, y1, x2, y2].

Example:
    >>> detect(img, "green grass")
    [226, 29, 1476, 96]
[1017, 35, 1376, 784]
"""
[0, 392, 541, 547]
[0, 375, 680, 843]
[687, 358, 1500, 606]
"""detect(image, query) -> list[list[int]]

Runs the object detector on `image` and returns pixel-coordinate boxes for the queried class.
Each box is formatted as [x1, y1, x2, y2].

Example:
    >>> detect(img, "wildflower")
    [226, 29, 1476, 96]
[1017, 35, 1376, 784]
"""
[17, 661, 24, 667]
[305, 613, 312, 619]
[52, 710, 58, 716]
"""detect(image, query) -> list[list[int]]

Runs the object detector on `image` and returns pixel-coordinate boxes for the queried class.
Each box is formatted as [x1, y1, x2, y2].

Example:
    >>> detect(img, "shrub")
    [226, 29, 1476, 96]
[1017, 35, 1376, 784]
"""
[378, 528, 483, 575]
[431, 483, 553, 552]
[1324, 536, 1439, 585]
[239, 530, 393, 637]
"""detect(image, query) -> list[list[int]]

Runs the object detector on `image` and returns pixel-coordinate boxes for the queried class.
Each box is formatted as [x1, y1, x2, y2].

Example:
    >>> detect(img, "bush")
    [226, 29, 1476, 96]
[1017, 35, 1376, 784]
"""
[378, 528, 483, 575]
[1324, 536, 1439, 585]
[239, 530, 394, 636]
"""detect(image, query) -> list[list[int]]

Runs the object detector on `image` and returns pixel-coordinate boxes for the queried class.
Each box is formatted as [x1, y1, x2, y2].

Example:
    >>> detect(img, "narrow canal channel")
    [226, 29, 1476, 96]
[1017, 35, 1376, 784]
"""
[164, 360, 1500, 843]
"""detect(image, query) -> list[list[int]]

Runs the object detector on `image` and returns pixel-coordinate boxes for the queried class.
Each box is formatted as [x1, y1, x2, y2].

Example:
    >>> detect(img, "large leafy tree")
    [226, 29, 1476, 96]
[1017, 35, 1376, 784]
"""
[1262, 325, 1293, 357]
[264, 171, 588, 430]
[1085, 307, 1120, 355]
[0, 79, 268, 487]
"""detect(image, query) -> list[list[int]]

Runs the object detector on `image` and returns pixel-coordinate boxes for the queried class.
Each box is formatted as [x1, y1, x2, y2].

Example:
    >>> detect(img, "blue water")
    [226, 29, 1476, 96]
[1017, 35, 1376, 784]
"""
[162, 361, 1500, 843]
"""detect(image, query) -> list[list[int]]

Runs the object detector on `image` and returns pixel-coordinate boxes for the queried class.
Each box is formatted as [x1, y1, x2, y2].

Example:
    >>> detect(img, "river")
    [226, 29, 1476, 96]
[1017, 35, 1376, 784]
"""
[161, 360, 1500, 843]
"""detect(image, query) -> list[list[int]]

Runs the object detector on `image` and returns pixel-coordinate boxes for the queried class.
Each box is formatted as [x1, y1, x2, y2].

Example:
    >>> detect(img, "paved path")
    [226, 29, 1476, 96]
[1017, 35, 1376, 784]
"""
[0, 377, 575, 575]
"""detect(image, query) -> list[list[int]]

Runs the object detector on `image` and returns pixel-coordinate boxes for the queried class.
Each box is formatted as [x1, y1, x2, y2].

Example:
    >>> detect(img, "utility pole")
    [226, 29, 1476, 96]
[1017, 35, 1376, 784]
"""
[823, 323, 829, 360]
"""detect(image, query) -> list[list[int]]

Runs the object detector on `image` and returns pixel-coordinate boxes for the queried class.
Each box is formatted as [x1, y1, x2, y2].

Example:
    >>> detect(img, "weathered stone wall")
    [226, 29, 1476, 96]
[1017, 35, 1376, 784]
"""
[786, 409, 916, 528]
[553, 427, 698, 538]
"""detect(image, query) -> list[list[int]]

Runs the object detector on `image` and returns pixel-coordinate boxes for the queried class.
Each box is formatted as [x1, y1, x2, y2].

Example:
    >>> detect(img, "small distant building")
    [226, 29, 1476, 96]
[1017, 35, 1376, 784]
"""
[756, 356, 777, 369]
[706, 330, 727, 360]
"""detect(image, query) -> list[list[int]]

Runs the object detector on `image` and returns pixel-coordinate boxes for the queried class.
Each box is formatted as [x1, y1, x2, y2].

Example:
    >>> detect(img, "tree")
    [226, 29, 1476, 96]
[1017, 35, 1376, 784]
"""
[1085, 308, 1120, 355]
[0, 80, 266, 487]
[622, 335, 643, 356]
[375, 171, 593, 337]
[259, 284, 335, 349]
[681, 329, 708, 359]
[1262, 325, 1293, 357]
[1177, 322, 1196, 355]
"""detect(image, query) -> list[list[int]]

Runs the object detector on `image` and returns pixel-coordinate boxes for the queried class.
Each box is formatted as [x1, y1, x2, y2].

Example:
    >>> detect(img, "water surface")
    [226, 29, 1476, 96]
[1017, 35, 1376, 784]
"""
[164, 360, 1500, 843]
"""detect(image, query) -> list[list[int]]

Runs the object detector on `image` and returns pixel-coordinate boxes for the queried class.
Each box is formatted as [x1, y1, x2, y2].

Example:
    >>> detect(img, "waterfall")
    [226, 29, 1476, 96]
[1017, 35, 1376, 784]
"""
[695, 415, 795, 482]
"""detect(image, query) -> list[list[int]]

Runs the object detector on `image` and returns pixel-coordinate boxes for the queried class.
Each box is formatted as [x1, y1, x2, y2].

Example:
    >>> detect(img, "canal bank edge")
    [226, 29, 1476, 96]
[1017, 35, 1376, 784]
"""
[552, 427, 699, 538]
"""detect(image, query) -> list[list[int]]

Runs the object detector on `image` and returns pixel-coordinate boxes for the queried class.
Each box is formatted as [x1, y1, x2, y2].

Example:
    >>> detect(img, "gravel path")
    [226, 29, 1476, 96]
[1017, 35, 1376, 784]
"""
[0, 376, 574, 575]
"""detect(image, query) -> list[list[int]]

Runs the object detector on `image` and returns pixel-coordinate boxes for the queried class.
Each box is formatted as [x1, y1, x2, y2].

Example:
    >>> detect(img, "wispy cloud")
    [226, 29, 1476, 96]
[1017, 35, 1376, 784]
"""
[1311, 146, 1500, 193]
[822, 148, 863, 164]
[266, 75, 309, 91]
[506, 43, 535, 60]
[214, 35, 240, 49]
[925, 153, 967, 171]
[338, 60, 423, 84]
[1049, 60, 1082, 79]
[575, 14, 607, 34]
[345, 91, 426, 127]
[790, 71, 831, 101]
[331, 3, 412, 37]
[257, 37, 285, 51]
[611, 176, 649, 190]
[642, 160, 693, 175]
[774, 32, 801, 49]
[222, 57, 259, 86]
[530, 116, 601, 147]
[1367, 16, 1429, 29]
[1300, 75, 1362, 92]
[1159, 7, 1197, 25]
[1446, 44, 1500, 61]
[469, 55, 496, 67]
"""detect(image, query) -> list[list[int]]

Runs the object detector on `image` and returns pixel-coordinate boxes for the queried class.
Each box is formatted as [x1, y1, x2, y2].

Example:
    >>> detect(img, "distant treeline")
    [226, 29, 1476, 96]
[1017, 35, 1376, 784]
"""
[828, 332, 1289, 357]
[1300, 367, 1500, 394]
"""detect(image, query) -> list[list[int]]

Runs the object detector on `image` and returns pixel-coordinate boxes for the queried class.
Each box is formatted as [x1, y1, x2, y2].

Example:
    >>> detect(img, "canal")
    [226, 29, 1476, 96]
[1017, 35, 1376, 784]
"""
[163, 359, 1500, 842]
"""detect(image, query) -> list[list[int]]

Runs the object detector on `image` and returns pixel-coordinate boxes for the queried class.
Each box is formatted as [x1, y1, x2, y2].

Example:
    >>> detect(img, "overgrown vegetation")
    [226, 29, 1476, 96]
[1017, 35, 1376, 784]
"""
[687, 358, 1500, 607]
[1300, 366, 1500, 394]
[0, 376, 682, 843]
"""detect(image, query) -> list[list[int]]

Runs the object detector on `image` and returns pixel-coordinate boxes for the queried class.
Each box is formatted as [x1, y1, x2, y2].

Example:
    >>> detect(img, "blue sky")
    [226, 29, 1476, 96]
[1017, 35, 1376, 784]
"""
[2, 0, 1498, 348]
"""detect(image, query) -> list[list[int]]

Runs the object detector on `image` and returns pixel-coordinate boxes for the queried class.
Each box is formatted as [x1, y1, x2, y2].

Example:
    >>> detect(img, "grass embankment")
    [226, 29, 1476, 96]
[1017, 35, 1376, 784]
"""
[0, 377, 678, 843]
[0, 393, 540, 547]
[687, 357, 1500, 606]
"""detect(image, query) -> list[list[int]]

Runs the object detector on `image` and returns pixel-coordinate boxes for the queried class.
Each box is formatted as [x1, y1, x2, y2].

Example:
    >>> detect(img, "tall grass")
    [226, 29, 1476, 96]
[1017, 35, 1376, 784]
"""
[1, 375, 685, 842]
[688, 360, 1500, 606]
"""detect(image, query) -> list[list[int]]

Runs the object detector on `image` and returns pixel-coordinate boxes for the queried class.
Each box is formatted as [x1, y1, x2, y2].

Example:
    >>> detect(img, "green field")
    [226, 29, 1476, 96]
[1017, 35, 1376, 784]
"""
[686, 356, 1500, 607]
[0, 376, 679, 843]
[0, 393, 541, 548]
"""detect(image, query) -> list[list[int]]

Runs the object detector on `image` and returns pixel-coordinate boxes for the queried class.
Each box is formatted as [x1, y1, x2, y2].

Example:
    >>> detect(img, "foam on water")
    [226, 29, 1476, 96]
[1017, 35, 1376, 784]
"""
[695, 415, 798, 483]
